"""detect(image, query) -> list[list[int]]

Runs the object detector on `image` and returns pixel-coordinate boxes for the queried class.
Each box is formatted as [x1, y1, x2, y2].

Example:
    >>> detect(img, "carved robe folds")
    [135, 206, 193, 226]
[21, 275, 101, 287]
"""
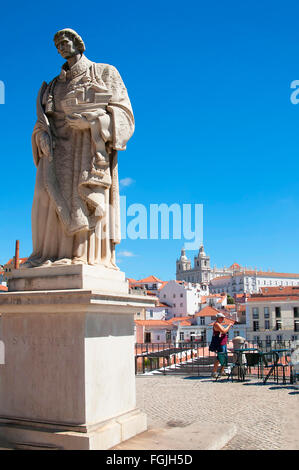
[26, 55, 134, 268]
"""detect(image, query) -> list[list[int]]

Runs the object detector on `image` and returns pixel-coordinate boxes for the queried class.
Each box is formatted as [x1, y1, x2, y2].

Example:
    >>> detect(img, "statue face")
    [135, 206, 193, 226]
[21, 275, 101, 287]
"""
[56, 36, 79, 59]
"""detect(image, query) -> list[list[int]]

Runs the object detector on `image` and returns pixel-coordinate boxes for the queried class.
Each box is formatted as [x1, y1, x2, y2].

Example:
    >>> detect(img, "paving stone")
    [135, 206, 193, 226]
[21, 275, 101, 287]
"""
[135, 376, 299, 450]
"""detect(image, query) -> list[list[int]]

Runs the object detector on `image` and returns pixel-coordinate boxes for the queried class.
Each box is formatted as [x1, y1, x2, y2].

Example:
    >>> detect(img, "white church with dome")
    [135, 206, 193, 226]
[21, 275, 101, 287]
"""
[176, 245, 239, 288]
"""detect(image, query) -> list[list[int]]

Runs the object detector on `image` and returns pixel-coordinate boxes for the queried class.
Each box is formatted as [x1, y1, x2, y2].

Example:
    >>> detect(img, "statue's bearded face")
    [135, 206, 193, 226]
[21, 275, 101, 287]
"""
[56, 36, 79, 59]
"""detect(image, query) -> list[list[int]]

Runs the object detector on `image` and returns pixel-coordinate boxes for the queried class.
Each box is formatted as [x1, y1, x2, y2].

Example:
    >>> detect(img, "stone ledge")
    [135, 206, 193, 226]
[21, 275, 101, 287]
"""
[0, 289, 156, 314]
[112, 422, 238, 450]
[8, 265, 128, 294]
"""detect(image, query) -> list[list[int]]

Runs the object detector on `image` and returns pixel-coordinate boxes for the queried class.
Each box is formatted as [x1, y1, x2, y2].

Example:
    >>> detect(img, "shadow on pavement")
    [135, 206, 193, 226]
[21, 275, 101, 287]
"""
[268, 385, 299, 391]
[182, 376, 211, 381]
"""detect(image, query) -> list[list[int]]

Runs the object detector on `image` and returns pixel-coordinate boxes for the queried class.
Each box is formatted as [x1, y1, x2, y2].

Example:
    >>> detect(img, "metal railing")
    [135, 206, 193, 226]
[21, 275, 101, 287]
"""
[135, 340, 295, 382]
[135, 341, 230, 376]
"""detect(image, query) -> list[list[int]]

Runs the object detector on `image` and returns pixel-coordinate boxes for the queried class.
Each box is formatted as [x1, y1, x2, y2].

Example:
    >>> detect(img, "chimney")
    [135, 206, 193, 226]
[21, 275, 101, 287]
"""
[14, 240, 20, 269]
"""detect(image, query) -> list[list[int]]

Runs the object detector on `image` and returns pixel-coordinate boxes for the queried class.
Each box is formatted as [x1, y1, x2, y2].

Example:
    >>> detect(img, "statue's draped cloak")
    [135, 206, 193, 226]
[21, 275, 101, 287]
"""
[29, 55, 134, 266]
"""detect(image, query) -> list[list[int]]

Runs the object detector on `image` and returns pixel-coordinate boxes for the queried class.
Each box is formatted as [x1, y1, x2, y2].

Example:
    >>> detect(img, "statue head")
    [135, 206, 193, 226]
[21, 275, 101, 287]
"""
[54, 28, 85, 59]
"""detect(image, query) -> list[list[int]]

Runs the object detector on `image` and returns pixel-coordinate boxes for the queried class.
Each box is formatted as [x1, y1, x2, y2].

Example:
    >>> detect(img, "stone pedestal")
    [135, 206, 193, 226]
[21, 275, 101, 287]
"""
[0, 269, 154, 449]
[232, 336, 246, 376]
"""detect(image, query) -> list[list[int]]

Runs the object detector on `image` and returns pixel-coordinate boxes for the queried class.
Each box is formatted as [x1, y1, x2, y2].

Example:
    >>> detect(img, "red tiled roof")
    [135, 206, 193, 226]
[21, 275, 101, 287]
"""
[195, 306, 220, 317]
[260, 286, 299, 295]
[134, 275, 164, 284]
[248, 296, 299, 302]
[167, 316, 191, 323]
[179, 320, 192, 326]
[135, 320, 172, 327]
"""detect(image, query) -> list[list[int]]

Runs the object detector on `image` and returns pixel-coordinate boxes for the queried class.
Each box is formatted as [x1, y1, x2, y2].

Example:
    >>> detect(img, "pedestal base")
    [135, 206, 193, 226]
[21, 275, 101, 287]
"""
[0, 281, 155, 450]
[0, 409, 147, 450]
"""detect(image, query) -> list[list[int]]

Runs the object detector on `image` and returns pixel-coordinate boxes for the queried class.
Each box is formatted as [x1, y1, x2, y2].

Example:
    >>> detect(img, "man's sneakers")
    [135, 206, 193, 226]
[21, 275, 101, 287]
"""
[211, 372, 218, 379]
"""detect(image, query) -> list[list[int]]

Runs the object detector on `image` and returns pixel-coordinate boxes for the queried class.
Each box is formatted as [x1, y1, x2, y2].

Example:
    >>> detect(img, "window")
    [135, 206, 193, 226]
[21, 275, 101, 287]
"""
[173, 294, 176, 298]
[234, 331, 240, 337]
[264, 307, 270, 318]
[180, 293, 183, 298]
[276, 334, 283, 342]
[253, 335, 260, 343]
[145, 332, 151, 343]
[275, 307, 281, 318]
[276, 320, 282, 330]
[157, 335, 160, 341]
[166, 331, 171, 342]
[137, 312, 140, 316]
[180, 303, 183, 307]
[292, 335, 298, 341]
[149, 310, 153, 318]
[294, 321, 299, 332]
[253, 321, 259, 331]
[163, 294, 166, 298]
[266, 335, 271, 344]
[252, 307, 259, 319]
[265, 320, 270, 330]
[180, 332, 184, 341]
[200, 317, 205, 325]
[173, 303, 176, 307]
[294, 307, 299, 318]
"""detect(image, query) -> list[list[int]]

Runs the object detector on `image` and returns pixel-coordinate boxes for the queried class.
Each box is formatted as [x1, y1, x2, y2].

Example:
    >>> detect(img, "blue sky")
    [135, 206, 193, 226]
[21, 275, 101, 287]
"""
[1, 0, 299, 280]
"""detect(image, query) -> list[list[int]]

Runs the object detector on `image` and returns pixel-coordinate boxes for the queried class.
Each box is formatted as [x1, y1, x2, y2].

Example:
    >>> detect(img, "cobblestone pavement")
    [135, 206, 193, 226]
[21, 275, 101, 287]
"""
[136, 375, 299, 450]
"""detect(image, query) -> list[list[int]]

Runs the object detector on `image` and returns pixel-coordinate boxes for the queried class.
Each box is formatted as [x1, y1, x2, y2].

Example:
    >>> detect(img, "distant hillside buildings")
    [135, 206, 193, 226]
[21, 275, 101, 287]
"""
[176, 245, 299, 295]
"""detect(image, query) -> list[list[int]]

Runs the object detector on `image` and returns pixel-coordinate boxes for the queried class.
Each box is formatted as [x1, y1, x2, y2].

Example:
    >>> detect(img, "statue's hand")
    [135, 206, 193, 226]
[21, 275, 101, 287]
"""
[39, 132, 51, 157]
[66, 113, 90, 130]
[81, 109, 106, 121]
[98, 113, 113, 143]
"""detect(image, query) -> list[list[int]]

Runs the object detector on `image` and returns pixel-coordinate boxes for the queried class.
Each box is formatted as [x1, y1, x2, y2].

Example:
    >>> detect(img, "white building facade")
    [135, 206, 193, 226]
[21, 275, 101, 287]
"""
[158, 280, 204, 317]
[245, 292, 299, 344]
[210, 271, 299, 296]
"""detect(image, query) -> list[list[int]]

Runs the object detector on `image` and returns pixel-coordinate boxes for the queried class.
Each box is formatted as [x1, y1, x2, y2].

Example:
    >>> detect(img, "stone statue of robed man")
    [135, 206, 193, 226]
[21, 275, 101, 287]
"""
[23, 28, 134, 269]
